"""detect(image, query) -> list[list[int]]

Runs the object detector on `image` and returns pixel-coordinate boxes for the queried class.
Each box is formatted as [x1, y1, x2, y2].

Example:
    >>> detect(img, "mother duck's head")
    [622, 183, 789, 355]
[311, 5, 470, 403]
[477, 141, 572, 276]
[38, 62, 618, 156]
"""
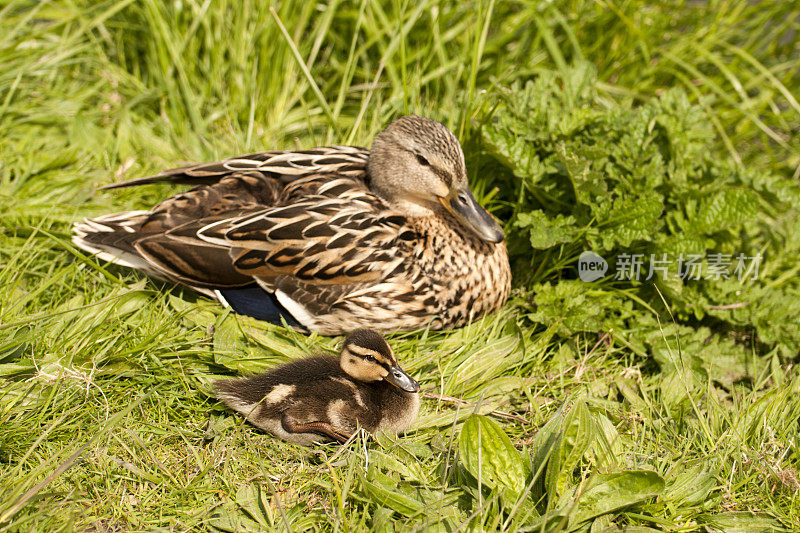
[367, 115, 504, 243]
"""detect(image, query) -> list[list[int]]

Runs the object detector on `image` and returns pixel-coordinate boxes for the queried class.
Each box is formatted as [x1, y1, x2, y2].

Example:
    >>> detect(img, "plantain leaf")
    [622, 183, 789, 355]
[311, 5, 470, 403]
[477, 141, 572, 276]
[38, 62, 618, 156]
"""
[530, 406, 565, 505]
[361, 472, 424, 515]
[213, 313, 246, 367]
[570, 470, 665, 527]
[701, 512, 784, 533]
[545, 400, 596, 499]
[663, 465, 716, 508]
[459, 414, 528, 496]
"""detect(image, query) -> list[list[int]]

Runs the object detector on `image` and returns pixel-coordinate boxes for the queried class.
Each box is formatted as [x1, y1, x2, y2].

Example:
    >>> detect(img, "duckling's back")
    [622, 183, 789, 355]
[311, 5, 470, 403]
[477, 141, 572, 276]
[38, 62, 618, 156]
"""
[214, 356, 386, 445]
[215, 356, 339, 404]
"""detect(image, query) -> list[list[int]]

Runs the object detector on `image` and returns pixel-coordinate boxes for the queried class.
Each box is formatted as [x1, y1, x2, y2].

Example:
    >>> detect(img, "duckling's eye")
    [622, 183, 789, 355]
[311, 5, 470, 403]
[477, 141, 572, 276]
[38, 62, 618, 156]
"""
[415, 154, 430, 166]
[365, 355, 376, 363]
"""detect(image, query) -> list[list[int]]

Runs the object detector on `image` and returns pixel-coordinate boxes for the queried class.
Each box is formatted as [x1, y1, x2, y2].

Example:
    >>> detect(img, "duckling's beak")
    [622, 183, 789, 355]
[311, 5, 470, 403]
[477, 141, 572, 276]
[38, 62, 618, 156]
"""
[439, 187, 504, 243]
[385, 365, 420, 393]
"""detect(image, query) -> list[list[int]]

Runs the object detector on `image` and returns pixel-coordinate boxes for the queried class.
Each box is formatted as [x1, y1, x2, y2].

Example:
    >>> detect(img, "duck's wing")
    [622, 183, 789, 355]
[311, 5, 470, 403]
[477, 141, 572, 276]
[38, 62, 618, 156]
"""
[75, 168, 417, 332]
[131, 188, 413, 289]
[124, 182, 417, 331]
[72, 169, 285, 282]
[101, 146, 369, 189]
[74, 162, 373, 269]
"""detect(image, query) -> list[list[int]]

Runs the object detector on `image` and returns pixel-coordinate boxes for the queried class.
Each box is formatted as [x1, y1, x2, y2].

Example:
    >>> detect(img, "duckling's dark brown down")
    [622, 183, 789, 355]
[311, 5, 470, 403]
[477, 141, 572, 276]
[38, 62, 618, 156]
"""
[215, 356, 420, 445]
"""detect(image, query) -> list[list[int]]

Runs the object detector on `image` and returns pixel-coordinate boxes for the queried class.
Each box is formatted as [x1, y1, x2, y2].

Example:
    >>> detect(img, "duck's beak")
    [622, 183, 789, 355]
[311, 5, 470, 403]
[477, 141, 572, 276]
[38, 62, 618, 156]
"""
[439, 187, 504, 243]
[385, 365, 420, 393]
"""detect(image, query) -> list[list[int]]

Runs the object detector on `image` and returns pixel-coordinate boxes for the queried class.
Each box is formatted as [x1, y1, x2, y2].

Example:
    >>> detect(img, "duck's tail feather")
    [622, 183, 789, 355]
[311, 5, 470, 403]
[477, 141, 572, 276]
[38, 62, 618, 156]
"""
[72, 211, 155, 271]
[72, 212, 233, 298]
[72, 210, 315, 331]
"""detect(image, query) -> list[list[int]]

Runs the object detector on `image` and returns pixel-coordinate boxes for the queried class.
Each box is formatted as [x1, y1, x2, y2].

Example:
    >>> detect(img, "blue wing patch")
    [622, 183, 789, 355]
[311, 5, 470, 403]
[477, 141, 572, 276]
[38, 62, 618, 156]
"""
[217, 285, 307, 331]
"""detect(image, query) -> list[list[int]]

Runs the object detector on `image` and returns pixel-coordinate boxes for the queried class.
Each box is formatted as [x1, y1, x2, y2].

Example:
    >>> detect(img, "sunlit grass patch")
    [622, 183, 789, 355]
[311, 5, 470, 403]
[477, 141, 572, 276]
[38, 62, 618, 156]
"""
[1, 0, 799, 530]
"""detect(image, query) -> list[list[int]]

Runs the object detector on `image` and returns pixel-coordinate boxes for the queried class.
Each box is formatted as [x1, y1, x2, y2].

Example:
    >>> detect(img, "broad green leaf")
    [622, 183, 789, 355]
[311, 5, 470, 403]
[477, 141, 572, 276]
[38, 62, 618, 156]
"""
[517, 509, 569, 532]
[361, 473, 424, 515]
[545, 400, 596, 499]
[529, 281, 635, 336]
[747, 287, 800, 356]
[234, 483, 271, 528]
[702, 512, 784, 533]
[214, 313, 246, 367]
[556, 143, 608, 206]
[658, 369, 698, 415]
[109, 289, 152, 317]
[663, 465, 716, 508]
[371, 450, 427, 484]
[589, 413, 624, 469]
[209, 511, 263, 533]
[459, 414, 527, 496]
[168, 294, 217, 327]
[482, 123, 548, 182]
[530, 407, 565, 505]
[570, 471, 665, 527]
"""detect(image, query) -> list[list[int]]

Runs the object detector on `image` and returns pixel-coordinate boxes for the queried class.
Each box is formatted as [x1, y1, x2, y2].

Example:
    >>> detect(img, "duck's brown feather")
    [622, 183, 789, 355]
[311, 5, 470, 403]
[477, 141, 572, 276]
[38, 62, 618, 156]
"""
[73, 145, 510, 334]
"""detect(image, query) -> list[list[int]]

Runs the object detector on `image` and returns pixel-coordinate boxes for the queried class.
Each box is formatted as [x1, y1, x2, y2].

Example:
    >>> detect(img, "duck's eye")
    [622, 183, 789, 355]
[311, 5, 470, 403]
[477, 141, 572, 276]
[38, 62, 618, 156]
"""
[365, 355, 376, 363]
[415, 154, 430, 166]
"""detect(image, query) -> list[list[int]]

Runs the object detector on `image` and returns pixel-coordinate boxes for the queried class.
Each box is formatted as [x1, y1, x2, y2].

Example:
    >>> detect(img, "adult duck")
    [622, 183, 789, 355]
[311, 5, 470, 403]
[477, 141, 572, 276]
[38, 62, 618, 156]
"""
[72, 116, 511, 335]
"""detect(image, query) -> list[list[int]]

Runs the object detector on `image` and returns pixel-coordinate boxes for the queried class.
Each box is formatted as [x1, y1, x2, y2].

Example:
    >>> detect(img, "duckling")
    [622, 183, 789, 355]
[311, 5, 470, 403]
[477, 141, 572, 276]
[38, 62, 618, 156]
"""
[214, 329, 420, 445]
[72, 115, 511, 335]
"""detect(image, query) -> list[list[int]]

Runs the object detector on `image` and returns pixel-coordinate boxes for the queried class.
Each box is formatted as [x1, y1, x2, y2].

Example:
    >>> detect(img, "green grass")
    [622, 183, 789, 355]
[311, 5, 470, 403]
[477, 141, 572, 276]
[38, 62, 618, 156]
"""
[1, 0, 799, 530]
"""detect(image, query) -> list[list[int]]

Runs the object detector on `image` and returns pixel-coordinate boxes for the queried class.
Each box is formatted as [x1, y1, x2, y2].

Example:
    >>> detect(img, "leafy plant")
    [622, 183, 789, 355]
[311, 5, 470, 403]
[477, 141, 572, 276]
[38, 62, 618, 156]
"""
[480, 63, 800, 360]
[458, 410, 666, 531]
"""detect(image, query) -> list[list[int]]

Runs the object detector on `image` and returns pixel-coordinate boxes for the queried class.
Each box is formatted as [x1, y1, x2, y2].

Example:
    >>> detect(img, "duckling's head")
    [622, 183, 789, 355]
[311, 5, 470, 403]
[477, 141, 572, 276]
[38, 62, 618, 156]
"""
[339, 329, 420, 393]
[367, 115, 504, 243]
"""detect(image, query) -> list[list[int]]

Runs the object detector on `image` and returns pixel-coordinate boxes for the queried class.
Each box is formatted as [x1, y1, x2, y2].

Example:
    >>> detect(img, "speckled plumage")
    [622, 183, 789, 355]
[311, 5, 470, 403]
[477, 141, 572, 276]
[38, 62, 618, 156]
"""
[72, 116, 511, 335]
